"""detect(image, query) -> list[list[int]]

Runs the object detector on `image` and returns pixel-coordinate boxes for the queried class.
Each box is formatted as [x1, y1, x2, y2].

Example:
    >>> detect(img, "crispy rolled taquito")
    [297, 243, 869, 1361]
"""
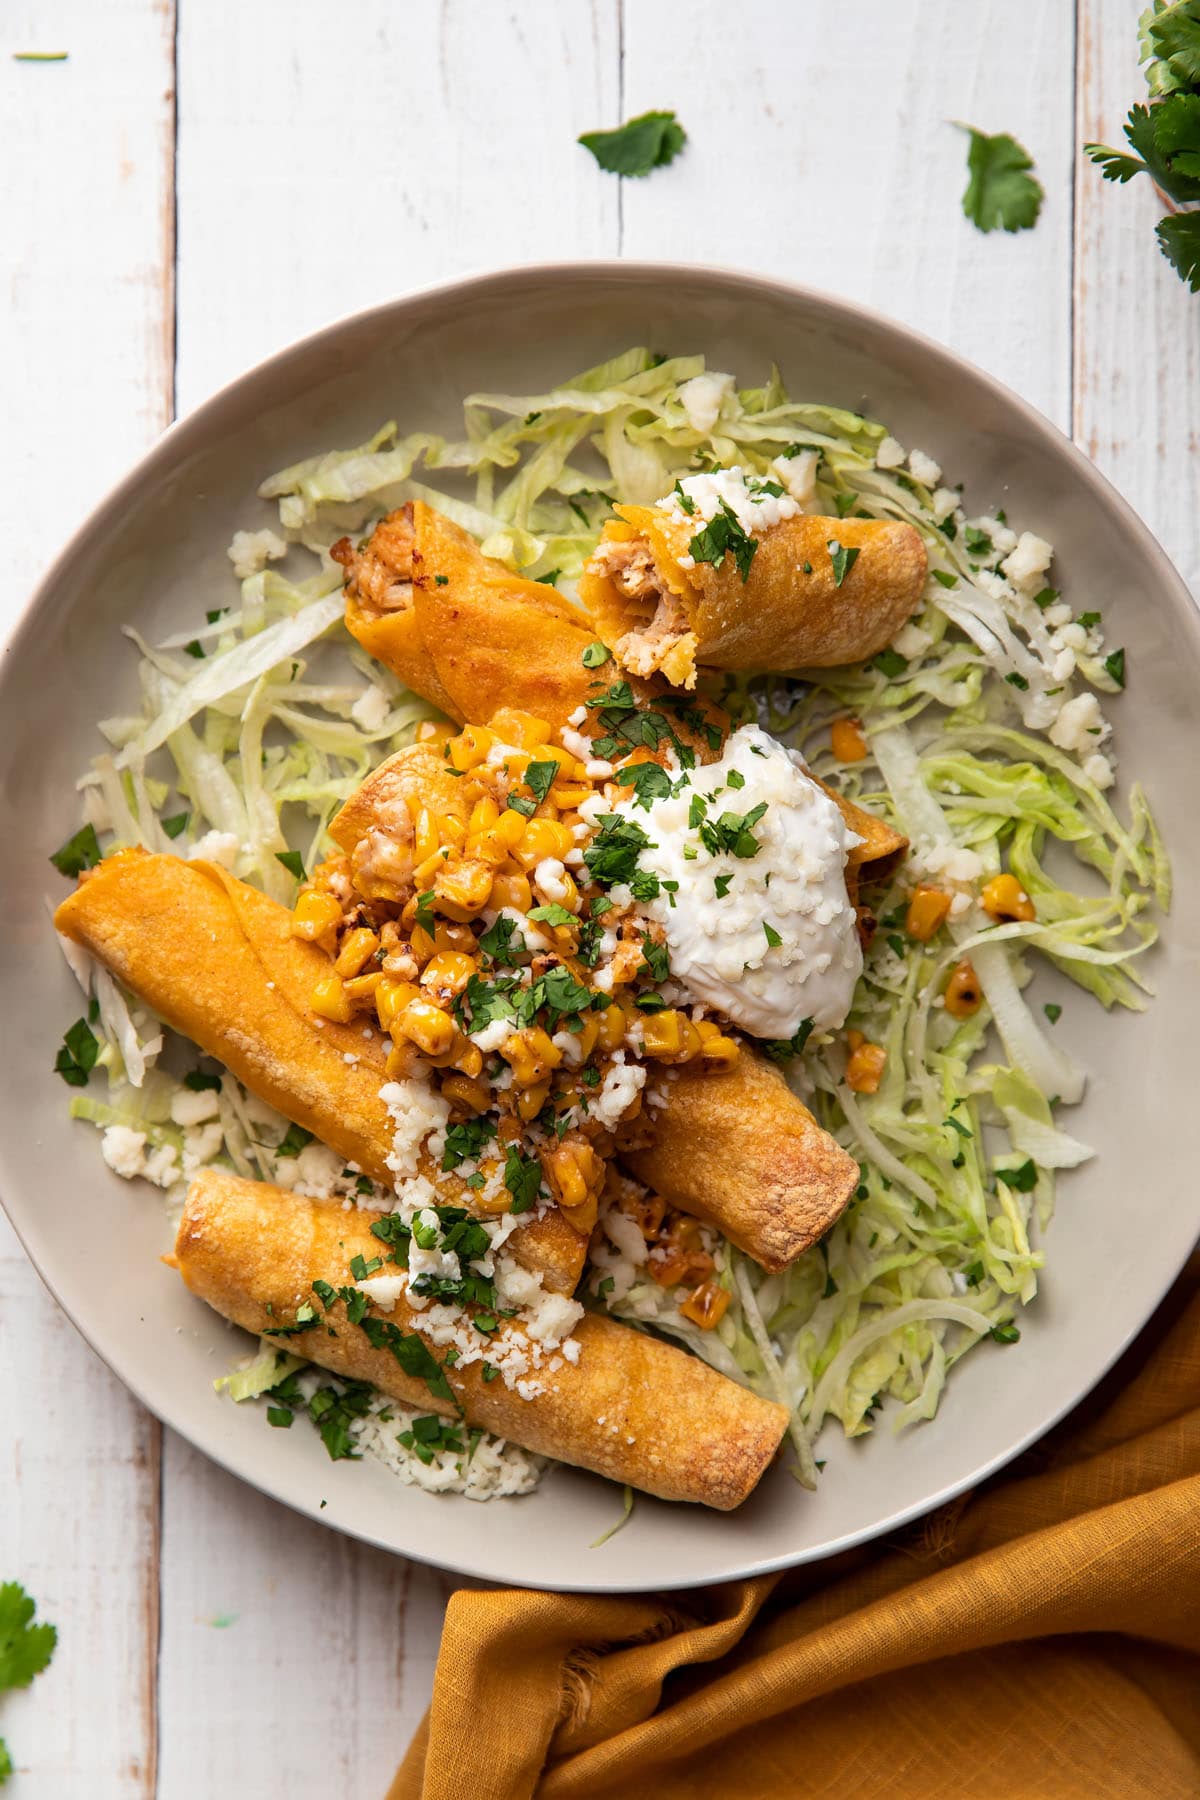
[176, 1169, 789, 1510]
[579, 506, 927, 688]
[623, 1054, 858, 1273]
[54, 850, 584, 1294]
[339, 501, 602, 732]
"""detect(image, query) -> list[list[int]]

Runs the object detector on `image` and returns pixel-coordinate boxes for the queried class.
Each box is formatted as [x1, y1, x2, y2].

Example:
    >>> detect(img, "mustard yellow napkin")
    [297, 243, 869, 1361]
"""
[391, 1258, 1200, 1800]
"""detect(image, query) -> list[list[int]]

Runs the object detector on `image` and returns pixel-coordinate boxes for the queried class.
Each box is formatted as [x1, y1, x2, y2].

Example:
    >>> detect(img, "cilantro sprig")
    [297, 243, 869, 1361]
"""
[688, 498, 758, 582]
[1085, 9, 1200, 290]
[0, 1580, 58, 1782]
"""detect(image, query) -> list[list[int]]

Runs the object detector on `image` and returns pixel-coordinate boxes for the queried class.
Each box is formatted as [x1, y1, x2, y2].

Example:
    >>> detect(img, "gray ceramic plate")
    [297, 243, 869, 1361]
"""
[2, 264, 1197, 1592]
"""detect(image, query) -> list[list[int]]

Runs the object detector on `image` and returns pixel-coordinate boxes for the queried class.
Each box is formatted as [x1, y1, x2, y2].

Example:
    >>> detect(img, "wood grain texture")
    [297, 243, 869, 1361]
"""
[621, 0, 1076, 425]
[0, 1, 175, 1793]
[1075, 0, 1200, 593]
[4, 1, 1199, 1792]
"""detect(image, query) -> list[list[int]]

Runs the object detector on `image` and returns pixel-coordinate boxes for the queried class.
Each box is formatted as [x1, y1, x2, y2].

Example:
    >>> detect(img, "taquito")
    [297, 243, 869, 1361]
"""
[623, 1054, 859, 1273]
[339, 501, 601, 732]
[579, 506, 927, 688]
[54, 850, 584, 1294]
[176, 1169, 789, 1510]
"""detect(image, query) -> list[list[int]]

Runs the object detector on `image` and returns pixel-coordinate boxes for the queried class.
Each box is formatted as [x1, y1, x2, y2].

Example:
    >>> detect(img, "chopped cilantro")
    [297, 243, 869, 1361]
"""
[673, 478, 696, 514]
[697, 801, 767, 859]
[478, 915, 526, 967]
[582, 641, 611, 668]
[414, 889, 436, 934]
[964, 525, 993, 554]
[1043, 1002, 1062, 1024]
[827, 539, 860, 587]
[713, 872, 733, 899]
[523, 760, 559, 806]
[349, 1253, 382, 1281]
[1104, 647, 1126, 688]
[996, 1158, 1038, 1192]
[506, 792, 537, 817]
[1005, 671, 1030, 690]
[989, 1321, 1021, 1343]
[274, 850, 304, 881]
[442, 1116, 497, 1171]
[504, 1143, 544, 1213]
[763, 921, 782, 948]
[873, 648, 908, 679]
[358, 1316, 455, 1405]
[54, 1016, 99, 1087]
[688, 499, 758, 582]
[932, 568, 958, 589]
[528, 902, 576, 929]
[640, 934, 670, 982]
[184, 639, 206, 659]
[583, 814, 655, 887]
[1078, 610, 1101, 629]
[619, 761, 672, 809]
[49, 822, 101, 877]
[277, 1123, 314, 1158]
[1032, 586, 1059, 610]
[184, 1070, 222, 1092]
[762, 1018, 815, 1063]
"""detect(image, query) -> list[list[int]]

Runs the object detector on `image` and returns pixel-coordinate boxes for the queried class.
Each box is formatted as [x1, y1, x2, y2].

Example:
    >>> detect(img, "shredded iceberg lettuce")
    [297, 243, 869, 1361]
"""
[61, 345, 1168, 1485]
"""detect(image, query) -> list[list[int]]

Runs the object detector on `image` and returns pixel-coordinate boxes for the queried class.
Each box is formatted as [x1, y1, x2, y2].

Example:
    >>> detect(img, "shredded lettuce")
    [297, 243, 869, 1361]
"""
[60, 344, 1168, 1478]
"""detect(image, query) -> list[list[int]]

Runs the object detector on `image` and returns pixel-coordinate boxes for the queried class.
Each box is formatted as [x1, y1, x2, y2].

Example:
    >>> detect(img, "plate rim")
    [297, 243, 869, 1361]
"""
[3, 258, 1197, 1592]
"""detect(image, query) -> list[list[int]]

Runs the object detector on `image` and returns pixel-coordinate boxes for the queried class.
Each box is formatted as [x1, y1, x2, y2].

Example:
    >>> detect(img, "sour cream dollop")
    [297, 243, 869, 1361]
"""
[614, 724, 863, 1037]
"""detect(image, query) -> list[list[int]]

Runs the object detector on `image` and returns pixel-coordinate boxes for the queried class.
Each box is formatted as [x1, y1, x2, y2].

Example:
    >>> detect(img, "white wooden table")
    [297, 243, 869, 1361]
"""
[2, 3, 1195, 1792]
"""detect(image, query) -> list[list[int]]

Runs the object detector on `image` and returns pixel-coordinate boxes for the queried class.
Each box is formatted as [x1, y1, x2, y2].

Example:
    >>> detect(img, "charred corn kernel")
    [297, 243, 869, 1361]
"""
[512, 818, 576, 869]
[413, 807, 439, 864]
[441, 1072, 491, 1114]
[394, 999, 457, 1059]
[453, 1043, 484, 1079]
[516, 1080, 552, 1123]
[905, 884, 953, 942]
[448, 724, 496, 771]
[439, 813, 467, 852]
[489, 870, 533, 912]
[467, 827, 514, 867]
[488, 708, 552, 748]
[434, 921, 477, 955]
[493, 808, 529, 850]
[310, 974, 353, 1024]
[550, 781, 592, 810]
[846, 1040, 887, 1093]
[416, 719, 455, 747]
[500, 1027, 562, 1086]
[596, 1004, 627, 1052]
[343, 969, 384, 1007]
[944, 959, 983, 1019]
[409, 924, 437, 966]
[981, 872, 1036, 922]
[573, 1015, 601, 1061]
[639, 1010, 686, 1058]
[433, 857, 494, 921]
[679, 1279, 731, 1330]
[334, 926, 380, 979]
[468, 796, 500, 835]
[546, 1140, 605, 1213]
[420, 950, 476, 997]
[385, 1041, 421, 1081]
[375, 978, 422, 1030]
[831, 716, 868, 762]
[290, 889, 343, 951]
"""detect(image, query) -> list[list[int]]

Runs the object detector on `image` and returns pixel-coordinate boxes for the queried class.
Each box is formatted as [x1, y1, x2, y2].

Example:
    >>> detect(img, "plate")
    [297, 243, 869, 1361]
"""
[2, 263, 1197, 1592]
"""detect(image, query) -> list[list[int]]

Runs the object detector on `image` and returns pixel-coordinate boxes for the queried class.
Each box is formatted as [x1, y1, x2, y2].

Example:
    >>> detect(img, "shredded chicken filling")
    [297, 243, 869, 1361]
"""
[594, 540, 691, 677]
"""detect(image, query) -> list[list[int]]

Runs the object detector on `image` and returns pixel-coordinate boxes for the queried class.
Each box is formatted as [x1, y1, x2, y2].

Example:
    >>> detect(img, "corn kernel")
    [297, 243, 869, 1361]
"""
[905, 885, 953, 942]
[448, 724, 496, 771]
[343, 969, 384, 1007]
[375, 978, 422, 1030]
[468, 796, 500, 835]
[290, 889, 343, 953]
[441, 1072, 491, 1114]
[831, 716, 868, 762]
[944, 959, 983, 1019]
[334, 926, 380, 979]
[310, 974, 353, 1024]
[453, 1043, 484, 1080]
[640, 1009, 685, 1058]
[385, 1041, 421, 1081]
[487, 709, 552, 748]
[550, 781, 593, 810]
[493, 808, 529, 850]
[415, 719, 455, 747]
[596, 1004, 627, 1053]
[500, 1027, 562, 1086]
[846, 1040, 887, 1093]
[516, 1080, 552, 1123]
[434, 921, 477, 955]
[409, 924, 438, 966]
[512, 817, 575, 869]
[467, 827, 514, 867]
[420, 950, 477, 997]
[679, 1279, 731, 1330]
[546, 1140, 604, 1218]
[489, 870, 532, 912]
[413, 807, 439, 864]
[695, 1031, 739, 1066]
[433, 857, 494, 921]
[981, 872, 1036, 922]
[413, 846, 452, 888]
[439, 813, 467, 852]
[393, 999, 457, 1059]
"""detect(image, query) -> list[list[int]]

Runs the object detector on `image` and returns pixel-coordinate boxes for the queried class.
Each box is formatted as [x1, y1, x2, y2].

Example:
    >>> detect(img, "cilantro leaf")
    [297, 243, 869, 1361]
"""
[577, 109, 687, 178]
[762, 1018, 815, 1063]
[583, 814, 655, 887]
[277, 1123, 313, 1158]
[528, 902, 576, 929]
[689, 499, 758, 582]
[274, 850, 304, 881]
[49, 823, 100, 877]
[358, 1316, 455, 1405]
[996, 1158, 1038, 1192]
[958, 124, 1044, 233]
[503, 1143, 544, 1214]
[1144, 1, 1200, 95]
[161, 811, 190, 839]
[0, 1583, 57, 1690]
[873, 648, 908, 679]
[763, 921, 782, 948]
[184, 1069, 222, 1091]
[478, 915, 526, 968]
[619, 761, 672, 809]
[1157, 210, 1200, 290]
[1104, 647, 1127, 688]
[827, 539, 860, 587]
[1084, 141, 1148, 183]
[581, 641, 611, 668]
[523, 760, 559, 806]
